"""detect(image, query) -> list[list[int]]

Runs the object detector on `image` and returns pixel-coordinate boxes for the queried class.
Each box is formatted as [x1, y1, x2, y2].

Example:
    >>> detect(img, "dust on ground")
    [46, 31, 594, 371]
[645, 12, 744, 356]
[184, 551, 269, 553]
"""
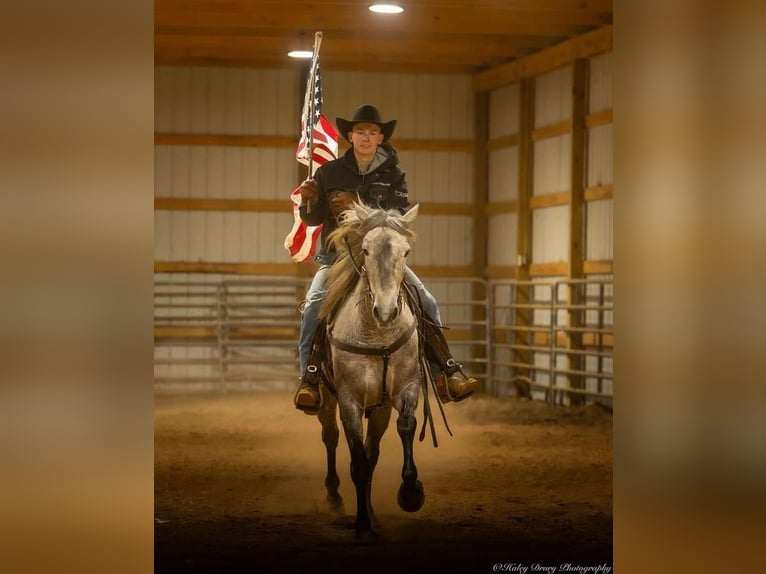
[155, 391, 612, 573]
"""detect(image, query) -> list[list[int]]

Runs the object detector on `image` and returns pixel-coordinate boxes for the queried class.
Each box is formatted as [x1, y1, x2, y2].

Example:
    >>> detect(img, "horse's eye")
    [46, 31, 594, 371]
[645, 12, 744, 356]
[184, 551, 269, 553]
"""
[405, 250, 411, 257]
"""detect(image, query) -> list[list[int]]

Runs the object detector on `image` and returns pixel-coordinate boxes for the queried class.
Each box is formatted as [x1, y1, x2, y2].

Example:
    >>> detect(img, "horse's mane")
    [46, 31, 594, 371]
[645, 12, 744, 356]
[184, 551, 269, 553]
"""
[319, 204, 416, 323]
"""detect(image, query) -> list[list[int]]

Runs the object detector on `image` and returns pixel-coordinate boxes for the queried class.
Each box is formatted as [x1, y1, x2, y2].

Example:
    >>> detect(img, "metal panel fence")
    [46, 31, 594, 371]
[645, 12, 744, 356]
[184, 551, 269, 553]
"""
[154, 275, 612, 405]
[489, 278, 613, 406]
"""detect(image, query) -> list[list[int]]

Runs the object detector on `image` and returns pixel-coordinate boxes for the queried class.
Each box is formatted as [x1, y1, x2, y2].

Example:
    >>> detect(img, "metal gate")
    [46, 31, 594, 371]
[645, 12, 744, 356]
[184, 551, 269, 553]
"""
[154, 275, 612, 403]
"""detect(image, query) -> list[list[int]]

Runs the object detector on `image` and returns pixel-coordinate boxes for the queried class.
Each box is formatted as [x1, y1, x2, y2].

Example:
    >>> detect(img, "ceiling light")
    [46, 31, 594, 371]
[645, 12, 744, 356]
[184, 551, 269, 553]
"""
[369, 4, 404, 14]
[287, 50, 313, 59]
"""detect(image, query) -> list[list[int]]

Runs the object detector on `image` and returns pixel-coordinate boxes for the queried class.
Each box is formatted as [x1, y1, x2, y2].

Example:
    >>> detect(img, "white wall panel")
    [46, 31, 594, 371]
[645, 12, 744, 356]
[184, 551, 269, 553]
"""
[155, 66, 298, 135]
[532, 206, 569, 263]
[534, 66, 572, 127]
[155, 211, 171, 260]
[399, 150, 472, 205]
[155, 146, 172, 197]
[488, 214, 518, 266]
[587, 124, 613, 187]
[586, 200, 614, 260]
[589, 53, 612, 112]
[156, 66, 475, 269]
[533, 135, 571, 195]
[489, 84, 520, 138]
[322, 71, 473, 140]
[488, 147, 518, 202]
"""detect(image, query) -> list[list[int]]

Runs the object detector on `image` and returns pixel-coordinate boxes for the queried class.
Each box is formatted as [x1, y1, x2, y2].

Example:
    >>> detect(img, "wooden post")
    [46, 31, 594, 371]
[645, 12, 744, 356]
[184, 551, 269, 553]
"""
[513, 77, 535, 398]
[567, 58, 589, 405]
[471, 90, 490, 385]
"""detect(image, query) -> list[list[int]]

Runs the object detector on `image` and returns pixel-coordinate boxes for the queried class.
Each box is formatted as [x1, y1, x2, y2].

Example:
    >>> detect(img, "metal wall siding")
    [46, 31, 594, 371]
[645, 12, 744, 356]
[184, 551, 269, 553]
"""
[532, 206, 569, 263]
[488, 214, 518, 266]
[587, 124, 613, 187]
[589, 53, 612, 112]
[533, 135, 572, 195]
[155, 145, 172, 197]
[489, 147, 519, 202]
[489, 84, 520, 138]
[156, 66, 474, 269]
[534, 66, 572, 127]
[586, 200, 614, 260]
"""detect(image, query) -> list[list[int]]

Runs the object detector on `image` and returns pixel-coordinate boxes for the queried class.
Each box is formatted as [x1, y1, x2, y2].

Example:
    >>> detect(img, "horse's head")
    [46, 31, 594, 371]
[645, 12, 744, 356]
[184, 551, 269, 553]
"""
[354, 203, 419, 325]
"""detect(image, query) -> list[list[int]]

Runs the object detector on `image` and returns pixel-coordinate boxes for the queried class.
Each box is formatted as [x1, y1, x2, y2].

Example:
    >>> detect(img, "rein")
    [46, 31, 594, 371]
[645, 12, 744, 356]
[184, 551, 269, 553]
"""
[328, 320, 417, 418]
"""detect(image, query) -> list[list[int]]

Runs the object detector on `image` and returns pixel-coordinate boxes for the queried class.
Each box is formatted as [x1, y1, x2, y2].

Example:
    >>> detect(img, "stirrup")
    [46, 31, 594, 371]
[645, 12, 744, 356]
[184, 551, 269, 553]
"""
[294, 366, 321, 415]
[434, 360, 477, 404]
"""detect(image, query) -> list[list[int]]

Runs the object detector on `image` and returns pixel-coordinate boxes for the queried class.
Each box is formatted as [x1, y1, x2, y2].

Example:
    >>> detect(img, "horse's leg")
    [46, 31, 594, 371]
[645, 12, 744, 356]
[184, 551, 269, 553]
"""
[338, 399, 375, 538]
[396, 384, 425, 512]
[318, 391, 344, 514]
[364, 404, 392, 528]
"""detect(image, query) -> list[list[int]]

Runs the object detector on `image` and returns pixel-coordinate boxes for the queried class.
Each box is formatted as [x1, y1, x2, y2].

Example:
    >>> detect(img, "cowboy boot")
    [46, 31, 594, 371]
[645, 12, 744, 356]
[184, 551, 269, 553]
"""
[294, 365, 321, 415]
[422, 320, 478, 403]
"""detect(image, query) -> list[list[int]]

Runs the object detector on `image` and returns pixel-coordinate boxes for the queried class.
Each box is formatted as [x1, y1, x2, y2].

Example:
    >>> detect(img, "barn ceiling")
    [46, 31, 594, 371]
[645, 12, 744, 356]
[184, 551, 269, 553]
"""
[155, 0, 613, 74]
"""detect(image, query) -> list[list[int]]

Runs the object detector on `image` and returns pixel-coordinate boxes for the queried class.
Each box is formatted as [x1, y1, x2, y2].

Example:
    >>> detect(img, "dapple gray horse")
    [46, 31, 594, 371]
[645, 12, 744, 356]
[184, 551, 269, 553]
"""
[316, 203, 424, 540]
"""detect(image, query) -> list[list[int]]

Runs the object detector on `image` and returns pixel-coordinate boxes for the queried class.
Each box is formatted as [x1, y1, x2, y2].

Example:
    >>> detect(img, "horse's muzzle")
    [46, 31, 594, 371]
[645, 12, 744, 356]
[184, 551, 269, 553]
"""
[372, 303, 399, 324]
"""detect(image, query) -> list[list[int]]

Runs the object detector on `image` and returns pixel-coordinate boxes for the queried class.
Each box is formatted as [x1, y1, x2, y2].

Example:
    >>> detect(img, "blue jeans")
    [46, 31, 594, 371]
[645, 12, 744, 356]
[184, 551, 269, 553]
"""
[298, 266, 441, 373]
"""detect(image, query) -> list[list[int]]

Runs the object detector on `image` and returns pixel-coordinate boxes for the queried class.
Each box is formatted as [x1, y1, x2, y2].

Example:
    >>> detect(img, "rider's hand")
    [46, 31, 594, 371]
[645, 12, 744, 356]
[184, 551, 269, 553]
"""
[330, 191, 357, 216]
[300, 179, 318, 205]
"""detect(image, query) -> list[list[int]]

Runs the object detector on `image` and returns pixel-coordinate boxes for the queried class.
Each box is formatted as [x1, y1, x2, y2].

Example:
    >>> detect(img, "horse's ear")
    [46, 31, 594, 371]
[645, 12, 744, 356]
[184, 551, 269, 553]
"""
[402, 204, 419, 225]
[353, 201, 371, 222]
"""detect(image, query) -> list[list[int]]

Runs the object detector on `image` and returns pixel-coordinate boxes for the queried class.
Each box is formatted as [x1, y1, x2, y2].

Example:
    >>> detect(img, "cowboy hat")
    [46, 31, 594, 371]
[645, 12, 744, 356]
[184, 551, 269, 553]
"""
[336, 104, 397, 142]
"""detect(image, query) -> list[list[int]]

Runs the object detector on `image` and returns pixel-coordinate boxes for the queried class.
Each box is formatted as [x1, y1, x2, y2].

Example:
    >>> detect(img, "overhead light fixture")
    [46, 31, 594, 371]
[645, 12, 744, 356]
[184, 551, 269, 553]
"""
[369, 4, 404, 14]
[287, 50, 313, 59]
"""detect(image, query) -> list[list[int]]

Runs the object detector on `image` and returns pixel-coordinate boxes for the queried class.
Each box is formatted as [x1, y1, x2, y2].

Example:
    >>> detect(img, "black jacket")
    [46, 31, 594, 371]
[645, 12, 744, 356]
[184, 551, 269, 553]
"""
[299, 143, 410, 263]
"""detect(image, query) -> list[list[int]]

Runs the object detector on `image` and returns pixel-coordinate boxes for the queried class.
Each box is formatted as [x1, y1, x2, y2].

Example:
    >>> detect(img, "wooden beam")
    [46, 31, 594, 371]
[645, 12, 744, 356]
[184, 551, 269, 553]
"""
[156, 4, 608, 38]
[569, 59, 588, 280]
[409, 265, 477, 278]
[529, 191, 571, 209]
[155, 261, 481, 279]
[156, 133, 473, 153]
[584, 184, 613, 201]
[155, 198, 291, 212]
[342, 138, 474, 153]
[484, 201, 519, 215]
[585, 109, 613, 128]
[155, 261, 300, 275]
[484, 266, 519, 279]
[486, 133, 519, 151]
[583, 260, 613, 275]
[517, 77, 535, 275]
[529, 262, 568, 277]
[473, 25, 612, 92]
[155, 133, 295, 148]
[154, 197, 474, 215]
[531, 120, 572, 141]
[472, 90, 490, 374]
[567, 58, 589, 405]
[419, 203, 475, 216]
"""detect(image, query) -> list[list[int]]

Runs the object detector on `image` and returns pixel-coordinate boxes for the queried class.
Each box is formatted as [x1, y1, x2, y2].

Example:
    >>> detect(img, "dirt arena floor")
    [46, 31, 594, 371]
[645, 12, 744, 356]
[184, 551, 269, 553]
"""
[155, 391, 612, 573]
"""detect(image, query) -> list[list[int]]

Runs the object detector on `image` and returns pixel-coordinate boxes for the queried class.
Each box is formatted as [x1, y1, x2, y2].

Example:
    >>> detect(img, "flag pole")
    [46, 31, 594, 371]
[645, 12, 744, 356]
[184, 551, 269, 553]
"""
[305, 31, 323, 214]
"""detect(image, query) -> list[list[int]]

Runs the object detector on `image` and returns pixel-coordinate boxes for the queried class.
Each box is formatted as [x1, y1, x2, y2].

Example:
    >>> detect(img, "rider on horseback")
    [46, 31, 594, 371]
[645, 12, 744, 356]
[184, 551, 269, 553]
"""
[294, 104, 478, 414]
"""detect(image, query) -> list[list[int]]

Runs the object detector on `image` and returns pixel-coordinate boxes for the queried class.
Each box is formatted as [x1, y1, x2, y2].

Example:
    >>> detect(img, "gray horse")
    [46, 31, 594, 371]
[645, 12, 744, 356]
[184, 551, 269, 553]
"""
[316, 203, 424, 540]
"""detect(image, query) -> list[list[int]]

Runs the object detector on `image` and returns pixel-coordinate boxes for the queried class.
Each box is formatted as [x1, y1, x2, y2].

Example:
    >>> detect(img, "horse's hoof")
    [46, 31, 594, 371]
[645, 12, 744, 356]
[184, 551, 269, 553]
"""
[397, 479, 425, 512]
[326, 494, 345, 516]
[354, 528, 378, 544]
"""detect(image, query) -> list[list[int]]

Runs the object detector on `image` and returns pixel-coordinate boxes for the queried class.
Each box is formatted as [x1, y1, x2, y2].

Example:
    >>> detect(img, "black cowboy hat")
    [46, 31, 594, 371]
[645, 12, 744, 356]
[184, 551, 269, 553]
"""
[336, 104, 397, 143]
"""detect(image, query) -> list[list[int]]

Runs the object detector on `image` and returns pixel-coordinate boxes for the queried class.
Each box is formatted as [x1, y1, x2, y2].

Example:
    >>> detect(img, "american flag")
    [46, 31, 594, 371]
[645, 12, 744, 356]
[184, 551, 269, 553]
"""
[284, 62, 339, 263]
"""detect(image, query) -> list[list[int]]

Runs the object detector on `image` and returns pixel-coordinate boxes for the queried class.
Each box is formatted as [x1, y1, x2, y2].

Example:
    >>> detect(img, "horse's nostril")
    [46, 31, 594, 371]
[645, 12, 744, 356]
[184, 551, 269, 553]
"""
[372, 306, 381, 321]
